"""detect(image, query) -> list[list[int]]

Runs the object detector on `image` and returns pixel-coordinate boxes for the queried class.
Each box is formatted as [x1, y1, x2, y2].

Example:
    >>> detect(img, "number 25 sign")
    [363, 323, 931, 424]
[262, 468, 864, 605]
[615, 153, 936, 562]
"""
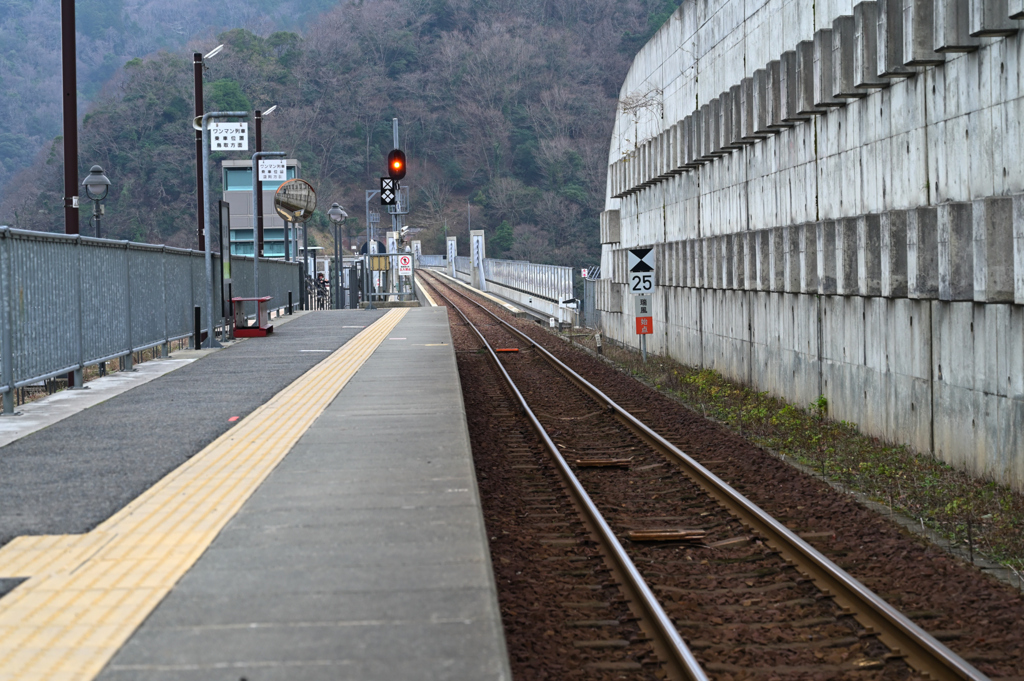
[628, 248, 655, 293]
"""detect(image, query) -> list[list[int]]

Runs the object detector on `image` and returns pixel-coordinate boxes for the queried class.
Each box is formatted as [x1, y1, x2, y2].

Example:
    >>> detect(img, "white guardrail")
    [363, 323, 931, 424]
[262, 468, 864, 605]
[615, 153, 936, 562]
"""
[441, 254, 576, 323]
[417, 254, 445, 268]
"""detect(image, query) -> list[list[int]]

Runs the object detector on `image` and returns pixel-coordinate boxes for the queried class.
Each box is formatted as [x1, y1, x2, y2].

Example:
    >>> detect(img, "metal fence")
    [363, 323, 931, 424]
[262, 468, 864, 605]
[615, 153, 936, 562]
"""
[580, 277, 598, 328]
[0, 228, 299, 400]
[228, 254, 299, 318]
[417, 254, 445, 268]
[483, 259, 574, 306]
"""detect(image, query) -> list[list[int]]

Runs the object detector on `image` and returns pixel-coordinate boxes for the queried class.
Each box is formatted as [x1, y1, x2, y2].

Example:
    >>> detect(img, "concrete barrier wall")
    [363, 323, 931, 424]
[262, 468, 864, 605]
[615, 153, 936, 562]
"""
[598, 0, 1024, 488]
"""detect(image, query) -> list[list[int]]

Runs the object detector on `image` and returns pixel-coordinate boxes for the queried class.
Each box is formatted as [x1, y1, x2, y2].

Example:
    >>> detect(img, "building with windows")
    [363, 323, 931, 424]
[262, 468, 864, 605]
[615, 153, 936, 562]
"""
[221, 159, 302, 258]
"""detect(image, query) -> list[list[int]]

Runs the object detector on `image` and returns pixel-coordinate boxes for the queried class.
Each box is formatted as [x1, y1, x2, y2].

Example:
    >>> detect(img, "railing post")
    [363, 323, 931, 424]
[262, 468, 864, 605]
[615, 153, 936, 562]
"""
[1, 232, 14, 414]
[71, 235, 84, 389]
[123, 242, 134, 371]
[193, 306, 202, 349]
[161, 245, 169, 354]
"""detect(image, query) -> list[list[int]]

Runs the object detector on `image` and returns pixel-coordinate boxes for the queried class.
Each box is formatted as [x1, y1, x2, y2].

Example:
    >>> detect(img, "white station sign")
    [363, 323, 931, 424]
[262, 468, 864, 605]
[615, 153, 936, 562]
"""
[259, 159, 286, 182]
[627, 247, 655, 293]
[398, 254, 412, 276]
[210, 122, 248, 151]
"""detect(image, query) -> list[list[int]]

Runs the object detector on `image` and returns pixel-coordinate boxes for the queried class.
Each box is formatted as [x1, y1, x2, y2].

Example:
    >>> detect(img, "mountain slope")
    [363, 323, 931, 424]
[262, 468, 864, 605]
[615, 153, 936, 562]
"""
[1, 0, 679, 267]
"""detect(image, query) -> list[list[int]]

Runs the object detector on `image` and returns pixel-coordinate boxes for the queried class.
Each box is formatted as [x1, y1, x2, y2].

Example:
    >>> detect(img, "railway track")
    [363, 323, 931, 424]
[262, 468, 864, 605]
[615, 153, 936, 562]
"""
[421, 270, 992, 681]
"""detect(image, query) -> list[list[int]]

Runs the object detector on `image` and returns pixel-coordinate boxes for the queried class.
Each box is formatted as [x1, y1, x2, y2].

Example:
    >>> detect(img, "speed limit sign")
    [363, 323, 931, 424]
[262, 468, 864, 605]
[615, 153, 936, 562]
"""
[627, 248, 655, 293]
[398, 254, 412, 276]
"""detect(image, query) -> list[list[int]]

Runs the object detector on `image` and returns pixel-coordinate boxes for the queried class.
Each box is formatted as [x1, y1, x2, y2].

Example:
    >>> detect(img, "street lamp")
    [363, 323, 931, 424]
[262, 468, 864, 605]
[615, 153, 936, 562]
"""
[193, 44, 225, 250]
[254, 104, 277, 258]
[328, 203, 348, 309]
[82, 165, 110, 238]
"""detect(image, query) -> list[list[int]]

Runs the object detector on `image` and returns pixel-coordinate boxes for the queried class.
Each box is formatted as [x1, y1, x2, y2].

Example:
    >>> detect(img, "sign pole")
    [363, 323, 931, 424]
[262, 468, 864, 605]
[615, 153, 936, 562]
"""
[628, 247, 656, 363]
[364, 189, 378, 309]
[202, 110, 248, 348]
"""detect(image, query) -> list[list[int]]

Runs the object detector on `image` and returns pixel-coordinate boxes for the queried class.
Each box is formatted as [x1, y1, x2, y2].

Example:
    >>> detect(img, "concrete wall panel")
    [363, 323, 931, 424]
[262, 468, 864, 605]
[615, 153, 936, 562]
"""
[599, 0, 1024, 489]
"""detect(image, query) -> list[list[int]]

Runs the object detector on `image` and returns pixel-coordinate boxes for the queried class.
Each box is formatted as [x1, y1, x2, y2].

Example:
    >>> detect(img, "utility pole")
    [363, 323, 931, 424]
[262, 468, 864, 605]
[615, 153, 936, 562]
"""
[193, 45, 224, 251]
[61, 0, 79, 391]
[390, 118, 399, 297]
[392, 118, 400, 241]
[193, 53, 204, 250]
[62, 0, 78, 236]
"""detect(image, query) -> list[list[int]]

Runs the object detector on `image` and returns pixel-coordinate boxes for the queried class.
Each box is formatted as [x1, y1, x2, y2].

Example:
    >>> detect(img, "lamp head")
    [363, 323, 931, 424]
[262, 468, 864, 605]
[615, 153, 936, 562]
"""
[263, 105, 277, 116]
[328, 202, 347, 224]
[82, 165, 110, 201]
[204, 44, 224, 60]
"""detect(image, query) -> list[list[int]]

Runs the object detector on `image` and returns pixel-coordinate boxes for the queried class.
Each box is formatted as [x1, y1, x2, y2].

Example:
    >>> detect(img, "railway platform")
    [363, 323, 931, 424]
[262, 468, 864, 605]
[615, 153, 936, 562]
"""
[0, 307, 511, 681]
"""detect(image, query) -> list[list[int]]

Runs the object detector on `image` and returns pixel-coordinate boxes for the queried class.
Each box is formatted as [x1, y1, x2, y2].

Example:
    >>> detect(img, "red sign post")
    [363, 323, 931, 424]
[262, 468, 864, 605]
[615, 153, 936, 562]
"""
[634, 294, 653, 362]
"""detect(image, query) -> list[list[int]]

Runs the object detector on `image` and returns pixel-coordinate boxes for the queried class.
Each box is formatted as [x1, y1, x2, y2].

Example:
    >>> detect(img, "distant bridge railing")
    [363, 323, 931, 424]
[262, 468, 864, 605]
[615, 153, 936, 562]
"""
[0, 228, 299, 406]
[443, 254, 576, 323]
[483, 259, 573, 309]
[417, 254, 445, 268]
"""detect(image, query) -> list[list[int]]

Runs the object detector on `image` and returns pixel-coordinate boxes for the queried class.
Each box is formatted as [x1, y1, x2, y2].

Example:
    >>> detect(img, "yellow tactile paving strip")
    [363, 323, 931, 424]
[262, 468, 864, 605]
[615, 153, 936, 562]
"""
[0, 308, 408, 681]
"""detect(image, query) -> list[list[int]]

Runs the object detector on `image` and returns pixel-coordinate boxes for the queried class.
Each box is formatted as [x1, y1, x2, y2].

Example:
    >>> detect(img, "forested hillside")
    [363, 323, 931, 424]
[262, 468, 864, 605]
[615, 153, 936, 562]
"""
[0, 0, 679, 266]
[0, 0, 336, 201]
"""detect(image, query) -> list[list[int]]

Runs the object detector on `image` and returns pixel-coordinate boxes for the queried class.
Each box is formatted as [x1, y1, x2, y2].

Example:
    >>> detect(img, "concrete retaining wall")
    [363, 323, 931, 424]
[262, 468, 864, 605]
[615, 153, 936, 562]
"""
[599, 0, 1024, 488]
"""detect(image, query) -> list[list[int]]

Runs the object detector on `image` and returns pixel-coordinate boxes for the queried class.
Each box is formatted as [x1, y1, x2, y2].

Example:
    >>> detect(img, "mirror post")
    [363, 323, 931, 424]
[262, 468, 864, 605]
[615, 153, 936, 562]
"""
[251, 151, 285, 304]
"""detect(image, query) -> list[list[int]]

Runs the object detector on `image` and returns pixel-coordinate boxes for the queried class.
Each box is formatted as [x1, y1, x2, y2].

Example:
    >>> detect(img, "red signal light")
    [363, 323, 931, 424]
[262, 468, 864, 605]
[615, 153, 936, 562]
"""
[387, 149, 407, 180]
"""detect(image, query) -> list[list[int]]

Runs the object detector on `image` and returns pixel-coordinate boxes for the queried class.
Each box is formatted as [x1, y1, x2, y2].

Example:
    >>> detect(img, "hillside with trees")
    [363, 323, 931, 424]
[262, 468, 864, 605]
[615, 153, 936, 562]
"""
[0, 0, 680, 267]
[0, 0, 337, 203]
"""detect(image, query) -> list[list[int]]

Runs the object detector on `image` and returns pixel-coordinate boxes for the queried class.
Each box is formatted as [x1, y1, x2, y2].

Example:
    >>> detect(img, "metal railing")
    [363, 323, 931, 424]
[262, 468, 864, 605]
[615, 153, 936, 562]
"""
[483, 258, 574, 306]
[363, 253, 417, 302]
[0, 228, 299, 406]
[417, 254, 445, 268]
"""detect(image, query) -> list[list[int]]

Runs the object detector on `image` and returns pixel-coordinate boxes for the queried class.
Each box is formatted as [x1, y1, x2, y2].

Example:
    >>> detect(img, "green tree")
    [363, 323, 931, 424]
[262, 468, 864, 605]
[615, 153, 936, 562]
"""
[491, 221, 514, 257]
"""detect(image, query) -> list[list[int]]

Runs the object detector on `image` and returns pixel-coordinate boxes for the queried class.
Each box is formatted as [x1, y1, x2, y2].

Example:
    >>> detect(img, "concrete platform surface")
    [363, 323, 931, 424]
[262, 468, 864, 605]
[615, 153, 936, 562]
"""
[97, 306, 512, 681]
[0, 310, 384, 549]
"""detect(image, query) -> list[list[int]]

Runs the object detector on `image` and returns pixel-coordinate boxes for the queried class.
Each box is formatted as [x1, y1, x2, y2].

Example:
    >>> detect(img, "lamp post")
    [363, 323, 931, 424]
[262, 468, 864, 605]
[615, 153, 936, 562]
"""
[193, 44, 224, 250]
[328, 203, 347, 309]
[254, 104, 277, 257]
[82, 165, 110, 238]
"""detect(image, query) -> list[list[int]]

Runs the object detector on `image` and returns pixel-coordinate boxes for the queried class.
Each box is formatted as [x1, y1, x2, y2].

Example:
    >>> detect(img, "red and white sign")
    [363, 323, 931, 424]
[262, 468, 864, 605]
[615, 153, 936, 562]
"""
[581, 268, 588, 279]
[398, 254, 412, 276]
[635, 294, 653, 335]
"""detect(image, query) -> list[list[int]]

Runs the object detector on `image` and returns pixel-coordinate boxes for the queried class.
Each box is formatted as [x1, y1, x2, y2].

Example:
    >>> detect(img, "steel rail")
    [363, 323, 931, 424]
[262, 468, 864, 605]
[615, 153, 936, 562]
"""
[430, 279, 708, 681]
[422, 271, 990, 681]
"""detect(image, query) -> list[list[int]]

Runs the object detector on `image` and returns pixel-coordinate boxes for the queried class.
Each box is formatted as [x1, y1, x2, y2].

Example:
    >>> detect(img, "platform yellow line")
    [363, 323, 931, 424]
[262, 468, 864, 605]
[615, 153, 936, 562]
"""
[0, 308, 408, 681]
